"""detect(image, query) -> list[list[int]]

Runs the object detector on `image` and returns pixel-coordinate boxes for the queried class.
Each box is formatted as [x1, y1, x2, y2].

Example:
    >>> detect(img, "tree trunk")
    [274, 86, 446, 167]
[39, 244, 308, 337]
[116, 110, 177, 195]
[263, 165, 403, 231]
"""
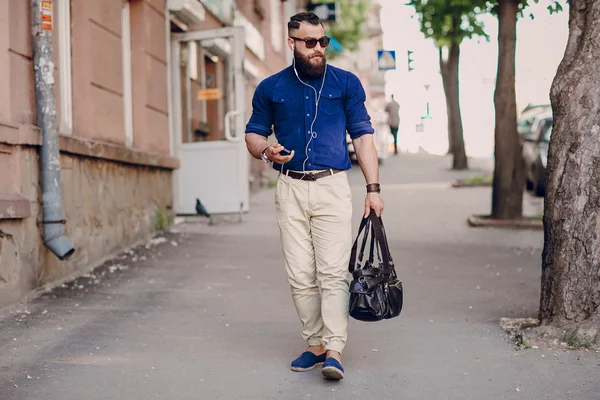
[540, 1, 600, 333]
[491, 0, 524, 219]
[440, 43, 468, 170]
[440, 47, 453, 154]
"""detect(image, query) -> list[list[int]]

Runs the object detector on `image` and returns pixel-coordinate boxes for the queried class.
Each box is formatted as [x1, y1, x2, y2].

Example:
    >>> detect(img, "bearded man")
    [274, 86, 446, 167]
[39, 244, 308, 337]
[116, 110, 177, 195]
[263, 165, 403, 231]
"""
[244, 11, 384, 381]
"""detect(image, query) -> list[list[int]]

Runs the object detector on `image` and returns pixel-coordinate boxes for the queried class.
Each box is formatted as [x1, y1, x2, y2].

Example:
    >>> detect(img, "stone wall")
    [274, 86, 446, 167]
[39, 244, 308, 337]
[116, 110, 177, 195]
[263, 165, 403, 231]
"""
[0, 147, 173, 308]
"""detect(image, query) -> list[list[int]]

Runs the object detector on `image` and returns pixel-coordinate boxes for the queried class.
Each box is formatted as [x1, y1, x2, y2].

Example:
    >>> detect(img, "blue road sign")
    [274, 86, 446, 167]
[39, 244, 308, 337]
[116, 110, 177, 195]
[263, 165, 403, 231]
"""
[377, 50, 396, 71]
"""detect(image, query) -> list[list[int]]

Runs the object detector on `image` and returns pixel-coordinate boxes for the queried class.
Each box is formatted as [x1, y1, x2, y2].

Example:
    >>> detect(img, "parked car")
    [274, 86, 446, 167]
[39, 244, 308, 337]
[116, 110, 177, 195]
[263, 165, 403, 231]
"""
[347, 133, 392, 163]
[522, 112, 552, 197]
[347, 133, 356, 161]
[518, 104, 551, 140]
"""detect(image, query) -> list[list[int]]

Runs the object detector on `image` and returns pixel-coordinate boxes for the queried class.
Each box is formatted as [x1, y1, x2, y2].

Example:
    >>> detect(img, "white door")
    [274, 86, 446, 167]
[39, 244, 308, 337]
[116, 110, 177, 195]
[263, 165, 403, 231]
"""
[172, 27, 248, 215]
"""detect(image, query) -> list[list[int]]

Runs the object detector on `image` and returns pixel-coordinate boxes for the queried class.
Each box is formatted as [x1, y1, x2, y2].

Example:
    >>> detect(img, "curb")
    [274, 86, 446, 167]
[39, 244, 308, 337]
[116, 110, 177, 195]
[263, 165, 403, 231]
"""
[467, 215, 543, 230]
[451, 181, 492, 188]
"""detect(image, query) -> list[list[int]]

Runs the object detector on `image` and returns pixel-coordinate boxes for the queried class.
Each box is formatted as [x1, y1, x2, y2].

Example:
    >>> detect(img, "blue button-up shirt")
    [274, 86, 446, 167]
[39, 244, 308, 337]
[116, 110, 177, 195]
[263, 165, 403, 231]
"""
[245, 65, 374, 172]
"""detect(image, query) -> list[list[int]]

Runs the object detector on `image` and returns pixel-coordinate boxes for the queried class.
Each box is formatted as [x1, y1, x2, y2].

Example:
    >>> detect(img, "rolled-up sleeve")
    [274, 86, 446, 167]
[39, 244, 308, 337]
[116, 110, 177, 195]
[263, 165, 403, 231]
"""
[345, 73, 374, 139]
[245, 80, 273, 137]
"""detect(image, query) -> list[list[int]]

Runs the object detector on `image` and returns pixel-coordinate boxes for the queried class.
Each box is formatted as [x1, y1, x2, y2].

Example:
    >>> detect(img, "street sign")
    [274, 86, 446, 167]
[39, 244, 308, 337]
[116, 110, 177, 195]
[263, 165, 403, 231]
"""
[197, 88, 221, 100]
[307, 2, 337, 22]
[377, 50, 396, 71]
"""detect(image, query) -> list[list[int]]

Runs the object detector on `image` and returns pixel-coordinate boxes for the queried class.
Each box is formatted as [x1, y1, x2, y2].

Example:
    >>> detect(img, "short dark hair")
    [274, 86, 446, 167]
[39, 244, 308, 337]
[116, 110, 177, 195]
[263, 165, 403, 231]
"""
[288, 12, 323, 35]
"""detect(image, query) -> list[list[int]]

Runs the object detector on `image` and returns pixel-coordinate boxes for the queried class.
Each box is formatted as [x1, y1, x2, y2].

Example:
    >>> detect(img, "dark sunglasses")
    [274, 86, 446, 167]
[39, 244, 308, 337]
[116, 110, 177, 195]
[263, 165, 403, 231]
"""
[290, 36, 331, 49]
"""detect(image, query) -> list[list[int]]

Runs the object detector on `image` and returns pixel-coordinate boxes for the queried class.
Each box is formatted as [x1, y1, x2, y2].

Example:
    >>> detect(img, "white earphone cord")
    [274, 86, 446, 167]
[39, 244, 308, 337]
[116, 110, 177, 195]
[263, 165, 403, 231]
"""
[288, 56, 327, 174]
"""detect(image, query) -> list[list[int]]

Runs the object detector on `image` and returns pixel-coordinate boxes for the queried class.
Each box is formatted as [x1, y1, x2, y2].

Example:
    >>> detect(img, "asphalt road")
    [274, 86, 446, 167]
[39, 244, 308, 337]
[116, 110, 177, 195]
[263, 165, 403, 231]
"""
[0, 153, 597, 400]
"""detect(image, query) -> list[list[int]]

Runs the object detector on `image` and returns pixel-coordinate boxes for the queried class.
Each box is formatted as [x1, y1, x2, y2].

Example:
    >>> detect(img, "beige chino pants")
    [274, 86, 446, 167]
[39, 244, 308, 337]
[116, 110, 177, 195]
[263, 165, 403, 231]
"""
[275, 170, 353, 354]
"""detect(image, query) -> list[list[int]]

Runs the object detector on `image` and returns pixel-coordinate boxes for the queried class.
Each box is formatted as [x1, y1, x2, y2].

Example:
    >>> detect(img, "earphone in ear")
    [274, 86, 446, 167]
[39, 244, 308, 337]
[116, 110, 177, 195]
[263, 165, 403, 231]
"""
[292, 44, 295, 51]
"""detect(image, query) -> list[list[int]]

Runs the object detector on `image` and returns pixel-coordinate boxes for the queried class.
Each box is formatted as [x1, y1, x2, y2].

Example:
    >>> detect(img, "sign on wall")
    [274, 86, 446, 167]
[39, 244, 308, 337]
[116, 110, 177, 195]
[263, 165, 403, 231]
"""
[42, 1, 53, 30]
[198, 88, 221, 100]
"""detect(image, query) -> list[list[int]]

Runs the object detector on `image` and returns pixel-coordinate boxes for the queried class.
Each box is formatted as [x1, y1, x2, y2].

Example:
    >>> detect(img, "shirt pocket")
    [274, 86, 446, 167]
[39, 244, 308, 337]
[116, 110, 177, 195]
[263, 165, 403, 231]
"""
[320, 89, 343, 116]
[272, 90, 297, 121]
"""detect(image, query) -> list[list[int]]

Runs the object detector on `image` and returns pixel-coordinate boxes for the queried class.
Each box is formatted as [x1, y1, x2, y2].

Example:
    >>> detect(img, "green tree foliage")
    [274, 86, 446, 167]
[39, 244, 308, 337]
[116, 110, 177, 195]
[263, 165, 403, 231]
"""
[490, 0, 563, 17]
[311, 0, 371, 54]
[408, 0, 488, 47]
[408, 0, 563, 52]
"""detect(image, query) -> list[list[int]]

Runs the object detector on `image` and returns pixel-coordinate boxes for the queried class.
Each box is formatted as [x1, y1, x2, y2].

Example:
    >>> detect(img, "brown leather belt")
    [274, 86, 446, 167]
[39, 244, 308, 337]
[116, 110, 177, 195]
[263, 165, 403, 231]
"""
[284, 169, 343, 181]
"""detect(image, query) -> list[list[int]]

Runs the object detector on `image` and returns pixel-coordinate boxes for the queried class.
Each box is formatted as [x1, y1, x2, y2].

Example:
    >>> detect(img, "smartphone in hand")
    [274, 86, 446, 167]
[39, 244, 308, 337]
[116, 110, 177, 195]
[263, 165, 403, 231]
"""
[279, 147, 292, 156]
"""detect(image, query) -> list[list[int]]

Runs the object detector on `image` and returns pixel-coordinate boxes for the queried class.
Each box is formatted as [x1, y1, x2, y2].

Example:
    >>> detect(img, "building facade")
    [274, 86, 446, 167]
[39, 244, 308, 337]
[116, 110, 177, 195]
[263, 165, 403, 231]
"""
[0, 0, 291, 308]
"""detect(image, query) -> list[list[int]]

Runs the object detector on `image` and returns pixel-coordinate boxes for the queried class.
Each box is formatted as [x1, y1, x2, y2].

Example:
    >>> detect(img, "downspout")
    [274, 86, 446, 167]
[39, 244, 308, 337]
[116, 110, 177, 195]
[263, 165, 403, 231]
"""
[30, 0, 75, 260]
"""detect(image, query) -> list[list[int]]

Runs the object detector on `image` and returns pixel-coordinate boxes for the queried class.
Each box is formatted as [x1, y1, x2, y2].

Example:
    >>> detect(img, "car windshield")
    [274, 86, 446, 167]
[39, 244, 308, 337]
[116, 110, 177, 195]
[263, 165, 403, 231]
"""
[518, 106, 551, 135]
[518, 116, 537, 135]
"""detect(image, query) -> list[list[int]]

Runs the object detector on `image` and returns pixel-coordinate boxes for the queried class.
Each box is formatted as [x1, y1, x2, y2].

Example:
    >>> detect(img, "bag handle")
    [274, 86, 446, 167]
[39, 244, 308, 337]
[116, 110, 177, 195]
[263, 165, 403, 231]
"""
[348, 215, 371, 273]
[358, 219, 371, 264]
[374, 212, 393, 262]
[368, 210, 393, 277]
[349, 210, 394, 275]
[376, 215, 397, 278]
[368, 221, 377, 265]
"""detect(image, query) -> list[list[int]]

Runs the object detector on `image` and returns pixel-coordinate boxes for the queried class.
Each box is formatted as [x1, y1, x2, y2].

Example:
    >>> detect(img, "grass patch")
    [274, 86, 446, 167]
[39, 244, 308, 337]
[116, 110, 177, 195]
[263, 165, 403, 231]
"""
[454, 174, 493, 187]
[522, 215, 544, 222]
[464, 174, 493, 185]
[154, 209, 174, 232]
[563, 329, 594, 349]
[515, 333, 532, 350]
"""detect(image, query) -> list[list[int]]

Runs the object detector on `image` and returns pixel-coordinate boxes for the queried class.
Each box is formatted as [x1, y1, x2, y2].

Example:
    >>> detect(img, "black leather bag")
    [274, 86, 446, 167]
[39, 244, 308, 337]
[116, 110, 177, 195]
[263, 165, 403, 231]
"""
[348, 211, 403, 322]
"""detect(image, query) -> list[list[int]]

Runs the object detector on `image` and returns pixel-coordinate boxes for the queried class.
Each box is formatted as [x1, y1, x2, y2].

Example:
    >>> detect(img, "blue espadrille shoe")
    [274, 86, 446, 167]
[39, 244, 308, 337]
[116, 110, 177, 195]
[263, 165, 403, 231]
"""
[322, 357, 344, 380]
[290, 351, 327, 372]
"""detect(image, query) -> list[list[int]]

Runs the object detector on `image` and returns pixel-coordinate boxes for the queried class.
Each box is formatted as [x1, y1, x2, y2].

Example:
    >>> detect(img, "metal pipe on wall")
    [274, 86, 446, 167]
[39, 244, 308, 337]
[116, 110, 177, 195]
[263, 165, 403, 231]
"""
[30, 0, 75, 260]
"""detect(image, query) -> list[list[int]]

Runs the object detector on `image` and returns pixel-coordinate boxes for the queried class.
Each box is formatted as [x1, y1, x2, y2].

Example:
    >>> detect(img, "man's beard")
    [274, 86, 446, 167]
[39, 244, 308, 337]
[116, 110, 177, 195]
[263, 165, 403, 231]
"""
[294, 49, 327, 79]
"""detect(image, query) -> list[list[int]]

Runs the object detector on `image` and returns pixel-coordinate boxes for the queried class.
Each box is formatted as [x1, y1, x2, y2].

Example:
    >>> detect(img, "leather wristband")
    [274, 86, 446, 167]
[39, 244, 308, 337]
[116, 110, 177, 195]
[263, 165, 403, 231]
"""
[366, 183, 381, 193]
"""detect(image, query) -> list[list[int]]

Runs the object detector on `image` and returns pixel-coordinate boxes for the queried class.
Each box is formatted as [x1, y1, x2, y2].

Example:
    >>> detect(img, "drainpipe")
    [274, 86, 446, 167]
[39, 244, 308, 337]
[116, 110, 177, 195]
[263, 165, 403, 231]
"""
[30, 0, 75, 260]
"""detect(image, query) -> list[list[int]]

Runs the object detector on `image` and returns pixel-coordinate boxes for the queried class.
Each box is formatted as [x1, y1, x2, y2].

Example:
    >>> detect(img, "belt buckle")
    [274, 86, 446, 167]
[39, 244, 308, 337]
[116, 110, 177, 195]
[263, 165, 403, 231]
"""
[302, 173, 316, 181]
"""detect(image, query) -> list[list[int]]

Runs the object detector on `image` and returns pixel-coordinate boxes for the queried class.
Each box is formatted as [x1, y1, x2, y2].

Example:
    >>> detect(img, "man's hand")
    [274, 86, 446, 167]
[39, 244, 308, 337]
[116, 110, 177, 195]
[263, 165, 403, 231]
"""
[265, 143, 295, 164]
[364, 193, 384, 218]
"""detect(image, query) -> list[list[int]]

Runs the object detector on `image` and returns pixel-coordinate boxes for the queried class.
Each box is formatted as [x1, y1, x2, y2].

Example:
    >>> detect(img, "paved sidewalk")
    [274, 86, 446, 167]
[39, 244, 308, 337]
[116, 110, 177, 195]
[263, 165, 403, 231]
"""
[0, 154, 597, 400]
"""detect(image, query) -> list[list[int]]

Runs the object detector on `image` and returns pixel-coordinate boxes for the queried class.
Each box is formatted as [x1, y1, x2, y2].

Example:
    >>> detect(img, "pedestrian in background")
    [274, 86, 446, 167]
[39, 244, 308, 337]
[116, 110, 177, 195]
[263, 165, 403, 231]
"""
[385, 94, 400, 155]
